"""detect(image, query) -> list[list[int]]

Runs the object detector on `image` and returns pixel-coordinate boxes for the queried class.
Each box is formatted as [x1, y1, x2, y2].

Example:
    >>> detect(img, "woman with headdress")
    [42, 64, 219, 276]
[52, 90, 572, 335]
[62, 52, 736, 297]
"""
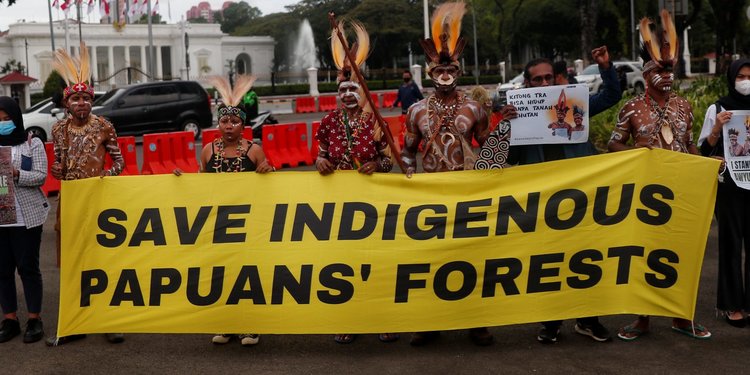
[315, 20, 396, 344]
[698, 58, 750, 328]
[0, 96, 49, 344]
[202, 74, 273, 347]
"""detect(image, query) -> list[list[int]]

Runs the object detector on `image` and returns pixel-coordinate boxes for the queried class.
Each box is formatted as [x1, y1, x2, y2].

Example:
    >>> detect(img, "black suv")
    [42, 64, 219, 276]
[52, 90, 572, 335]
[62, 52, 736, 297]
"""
[92, 81, 212, 138]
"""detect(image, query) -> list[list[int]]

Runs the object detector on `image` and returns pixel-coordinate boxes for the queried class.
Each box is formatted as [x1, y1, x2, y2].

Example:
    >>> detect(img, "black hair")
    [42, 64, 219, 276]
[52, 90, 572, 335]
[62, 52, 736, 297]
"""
[523, 58, 553, 81]
[0, 96, 26, 146]
[552, 60, 568, 77]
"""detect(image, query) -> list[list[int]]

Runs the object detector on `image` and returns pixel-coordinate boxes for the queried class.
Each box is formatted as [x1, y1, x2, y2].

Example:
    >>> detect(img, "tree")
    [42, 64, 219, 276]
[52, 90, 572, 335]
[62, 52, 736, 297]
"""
[42, 71, 65, 98]
[0, 0, 17, 4]
[708, 0, 747, 75]
[133, 13, 166, 24]
[1, 58, 24, 74]
[219, 1, 262, 34]
[578, 0, 598, 66]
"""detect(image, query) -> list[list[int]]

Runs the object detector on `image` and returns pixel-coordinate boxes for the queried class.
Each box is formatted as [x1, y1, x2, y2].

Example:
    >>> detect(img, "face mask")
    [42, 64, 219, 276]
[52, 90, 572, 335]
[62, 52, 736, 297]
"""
[736, 80, 750, 96]
[404, 77, 411, 83]
[0, 120, 15, 136]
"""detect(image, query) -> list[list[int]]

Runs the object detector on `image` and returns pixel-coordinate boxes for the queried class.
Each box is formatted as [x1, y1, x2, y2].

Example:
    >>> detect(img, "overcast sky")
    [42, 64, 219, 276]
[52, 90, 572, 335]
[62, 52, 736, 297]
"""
[0, 0, 298, 30]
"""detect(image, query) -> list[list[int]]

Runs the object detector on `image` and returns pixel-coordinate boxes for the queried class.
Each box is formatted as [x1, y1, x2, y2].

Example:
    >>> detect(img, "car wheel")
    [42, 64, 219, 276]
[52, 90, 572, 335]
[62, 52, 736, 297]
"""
[26, 127, 47, 142]
[182, 119, 201, 139]
[634, 82, 645, 95]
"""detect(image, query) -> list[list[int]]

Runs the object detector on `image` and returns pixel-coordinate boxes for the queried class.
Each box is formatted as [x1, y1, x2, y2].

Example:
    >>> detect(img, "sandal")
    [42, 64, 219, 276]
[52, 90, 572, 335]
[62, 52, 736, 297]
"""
[378, 333, 400, 343]
[671, 323, 711, 339]
[616, 323, 648, 341]
[334, 334, 356, 344]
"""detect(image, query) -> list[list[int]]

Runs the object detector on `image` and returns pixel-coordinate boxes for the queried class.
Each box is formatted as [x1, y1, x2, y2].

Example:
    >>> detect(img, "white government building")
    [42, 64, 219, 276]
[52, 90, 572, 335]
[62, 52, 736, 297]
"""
[0, 19, 274, 108]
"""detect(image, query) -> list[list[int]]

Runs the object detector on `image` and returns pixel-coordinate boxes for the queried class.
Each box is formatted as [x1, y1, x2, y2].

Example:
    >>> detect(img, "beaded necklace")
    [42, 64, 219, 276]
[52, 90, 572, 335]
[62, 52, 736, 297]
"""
[213, 138, 247, 173]
[339, 109, 367, 169]
[427, 94, 465, 136]
[647, 93, 675, 145]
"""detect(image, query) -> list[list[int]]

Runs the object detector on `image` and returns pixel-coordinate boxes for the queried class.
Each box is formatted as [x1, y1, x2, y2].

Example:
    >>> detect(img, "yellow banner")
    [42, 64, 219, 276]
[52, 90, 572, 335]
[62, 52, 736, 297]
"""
[57, 149, 719, 336]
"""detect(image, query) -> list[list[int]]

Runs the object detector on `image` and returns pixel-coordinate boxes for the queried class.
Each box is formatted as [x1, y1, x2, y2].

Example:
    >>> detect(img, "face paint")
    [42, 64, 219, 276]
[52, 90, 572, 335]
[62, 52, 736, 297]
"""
[649, 71, 674, 92]
[338, 81, 361, 108]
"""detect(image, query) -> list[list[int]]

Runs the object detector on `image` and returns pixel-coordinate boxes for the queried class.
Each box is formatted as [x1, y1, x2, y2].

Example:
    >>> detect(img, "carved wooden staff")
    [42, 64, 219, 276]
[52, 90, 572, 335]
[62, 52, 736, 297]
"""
[328, 12, 407, 173]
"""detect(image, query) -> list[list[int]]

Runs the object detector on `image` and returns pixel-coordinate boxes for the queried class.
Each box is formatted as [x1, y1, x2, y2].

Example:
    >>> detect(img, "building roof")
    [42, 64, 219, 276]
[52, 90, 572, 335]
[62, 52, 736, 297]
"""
[0, 70, 37, 84]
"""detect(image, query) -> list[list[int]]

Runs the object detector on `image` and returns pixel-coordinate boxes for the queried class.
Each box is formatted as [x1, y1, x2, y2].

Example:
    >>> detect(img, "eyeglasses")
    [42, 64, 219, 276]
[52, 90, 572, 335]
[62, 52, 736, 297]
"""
[531, 74, 554, 85]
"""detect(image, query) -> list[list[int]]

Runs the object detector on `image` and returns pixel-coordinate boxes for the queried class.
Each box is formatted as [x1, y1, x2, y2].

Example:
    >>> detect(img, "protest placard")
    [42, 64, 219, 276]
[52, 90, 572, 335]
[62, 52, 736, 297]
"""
[507, 84, 589, 145]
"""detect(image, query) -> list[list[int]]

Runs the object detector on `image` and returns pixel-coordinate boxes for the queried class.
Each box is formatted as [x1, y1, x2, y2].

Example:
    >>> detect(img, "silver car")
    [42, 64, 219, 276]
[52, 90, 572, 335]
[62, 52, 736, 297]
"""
[576, 61, 646, 95]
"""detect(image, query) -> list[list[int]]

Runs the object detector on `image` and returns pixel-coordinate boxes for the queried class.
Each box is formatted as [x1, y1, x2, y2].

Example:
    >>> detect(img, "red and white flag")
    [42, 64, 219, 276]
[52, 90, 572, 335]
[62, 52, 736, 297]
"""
[87, 0, 95, 14]
[99, 0, 110, 16]
[59, 0, 73, 14]
[52, 0, 59, 8]
[152, 0, 159, 15]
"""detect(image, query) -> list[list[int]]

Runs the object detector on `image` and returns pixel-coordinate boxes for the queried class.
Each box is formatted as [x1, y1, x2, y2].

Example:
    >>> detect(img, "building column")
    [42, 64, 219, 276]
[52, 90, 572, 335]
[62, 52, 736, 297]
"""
[141, 45, 147, 79]
[124, 46, 131, 83]
[156, 46, 163, 80]
[23, 85, 31, 110]
[107, 46, 115, 85]
[91, 46, 99, 84]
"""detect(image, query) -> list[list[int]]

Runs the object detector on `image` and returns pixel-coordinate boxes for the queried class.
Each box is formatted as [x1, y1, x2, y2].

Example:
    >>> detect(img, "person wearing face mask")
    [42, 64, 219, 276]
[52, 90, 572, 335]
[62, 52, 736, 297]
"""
[0, 96, 49, 344]
[46, 42, 125, 347]
[314, 21, 396, 345]
[392, 70, 423, 115]
[698, 58, 750, 329]
[609, 10, 710, 341]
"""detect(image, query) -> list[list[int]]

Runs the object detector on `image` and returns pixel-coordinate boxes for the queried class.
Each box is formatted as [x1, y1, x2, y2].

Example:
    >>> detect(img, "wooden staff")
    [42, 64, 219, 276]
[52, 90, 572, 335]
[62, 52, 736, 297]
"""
[328, 12, 407, 173]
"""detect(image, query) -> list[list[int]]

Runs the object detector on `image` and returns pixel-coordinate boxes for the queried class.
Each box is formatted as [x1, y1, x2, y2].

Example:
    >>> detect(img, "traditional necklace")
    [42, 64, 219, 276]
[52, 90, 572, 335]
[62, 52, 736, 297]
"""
[339, 109, 367, 168]
[427, 94, 465, 136]
[647, 93, 675, 145]
[213, 138, 247, 173]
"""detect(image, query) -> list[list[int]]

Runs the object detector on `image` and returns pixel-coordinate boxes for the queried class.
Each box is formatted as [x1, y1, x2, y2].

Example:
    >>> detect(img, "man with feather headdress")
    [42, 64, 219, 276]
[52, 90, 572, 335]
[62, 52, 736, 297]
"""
[314, 21, 393, 176]
[401, 1, 496, 346]
[400, 1, 494, 176]
[608, 10, 710, 341]
[47, 42, 124, 346]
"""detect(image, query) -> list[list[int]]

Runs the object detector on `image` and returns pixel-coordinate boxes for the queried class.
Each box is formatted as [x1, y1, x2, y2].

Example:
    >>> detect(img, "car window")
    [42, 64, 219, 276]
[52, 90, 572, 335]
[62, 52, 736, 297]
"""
[511, 73, 524, 84]
[580, 64, 600, 75]
[178, 83, 205, 101]
[24, 98, 52, 113]
[119, 88, 150, 107]
[94, 88, 123, 106]
[148, 85, 179, 104]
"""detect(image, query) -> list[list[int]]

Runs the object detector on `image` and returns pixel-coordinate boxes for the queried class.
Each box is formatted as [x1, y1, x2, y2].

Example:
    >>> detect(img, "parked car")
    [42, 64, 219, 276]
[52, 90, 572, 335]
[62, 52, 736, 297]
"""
[22, 91, 105, 142]
[92, 80, 212, 139]
[576, 61, 646, 95]
[493, 73, 525, 110]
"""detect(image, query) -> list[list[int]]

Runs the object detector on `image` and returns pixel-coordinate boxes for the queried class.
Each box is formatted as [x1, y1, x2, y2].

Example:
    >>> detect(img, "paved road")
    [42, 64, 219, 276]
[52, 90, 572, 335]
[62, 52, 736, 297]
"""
[6, 108, 750, 373]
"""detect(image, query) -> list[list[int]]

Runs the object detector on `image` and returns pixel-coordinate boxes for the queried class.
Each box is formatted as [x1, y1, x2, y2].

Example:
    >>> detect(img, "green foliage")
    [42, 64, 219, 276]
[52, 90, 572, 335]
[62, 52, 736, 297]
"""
[588, 75, 728, 151]
[1, 58, 24, 74]
[219, 1, 261, 34]
[30, 92, 46, 106]
[42, 71, 65, 98]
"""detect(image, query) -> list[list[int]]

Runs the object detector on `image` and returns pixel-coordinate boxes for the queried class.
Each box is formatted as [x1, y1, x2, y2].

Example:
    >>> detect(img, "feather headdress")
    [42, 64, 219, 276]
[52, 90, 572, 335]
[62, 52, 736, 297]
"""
[53, 41, 94, 100]
[419, 1, 466, 72]
[330, 20, 370, 84]
[554, 90, 569, 113]
[207, 74, 257, 121]
[639, 9, 679, 72]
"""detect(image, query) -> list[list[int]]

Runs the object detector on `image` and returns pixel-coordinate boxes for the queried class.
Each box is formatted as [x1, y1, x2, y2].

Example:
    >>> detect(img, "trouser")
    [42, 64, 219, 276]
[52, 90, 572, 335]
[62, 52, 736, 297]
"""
[543, 316, 600, 330]
[0, 225, 44, 315]
[716, 182, 750, 311]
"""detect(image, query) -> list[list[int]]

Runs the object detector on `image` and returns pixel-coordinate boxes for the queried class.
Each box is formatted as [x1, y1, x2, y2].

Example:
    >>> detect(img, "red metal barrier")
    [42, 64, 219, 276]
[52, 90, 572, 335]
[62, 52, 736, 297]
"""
[382, 92, 398, 108]
[114, 136, 138, 175]
[172, 131, 200, 173]
[284, 122, 312, 166]
[369, 93, 380, 108]
[318, 95, 337, 112]
[141, 133, 169, 174]
[201, 128, 221, 145]
[310, 121, 320, 162]
[261, 125, 282, 169]
[382, 115, 405, 153]
[41, 142, 59, 196]
[295, 96, 317, 113]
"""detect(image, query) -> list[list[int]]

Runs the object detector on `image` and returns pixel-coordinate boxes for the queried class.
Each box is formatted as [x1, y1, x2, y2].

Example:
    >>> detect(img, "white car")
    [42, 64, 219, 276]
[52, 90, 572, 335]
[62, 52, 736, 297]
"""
[23, 92, 106, 142]
[576, 61, 646, 95]
[22, 98, 64, 142]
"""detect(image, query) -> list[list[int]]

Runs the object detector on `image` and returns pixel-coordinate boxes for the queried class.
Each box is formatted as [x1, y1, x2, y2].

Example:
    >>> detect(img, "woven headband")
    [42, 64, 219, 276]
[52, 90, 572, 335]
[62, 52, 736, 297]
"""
[218, 105, 246, 122]
[63, 82, 95, 100]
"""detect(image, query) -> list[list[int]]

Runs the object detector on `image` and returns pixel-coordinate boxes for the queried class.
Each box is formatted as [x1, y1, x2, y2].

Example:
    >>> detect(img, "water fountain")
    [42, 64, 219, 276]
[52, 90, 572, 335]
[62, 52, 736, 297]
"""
[289, 20, 320, 96]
